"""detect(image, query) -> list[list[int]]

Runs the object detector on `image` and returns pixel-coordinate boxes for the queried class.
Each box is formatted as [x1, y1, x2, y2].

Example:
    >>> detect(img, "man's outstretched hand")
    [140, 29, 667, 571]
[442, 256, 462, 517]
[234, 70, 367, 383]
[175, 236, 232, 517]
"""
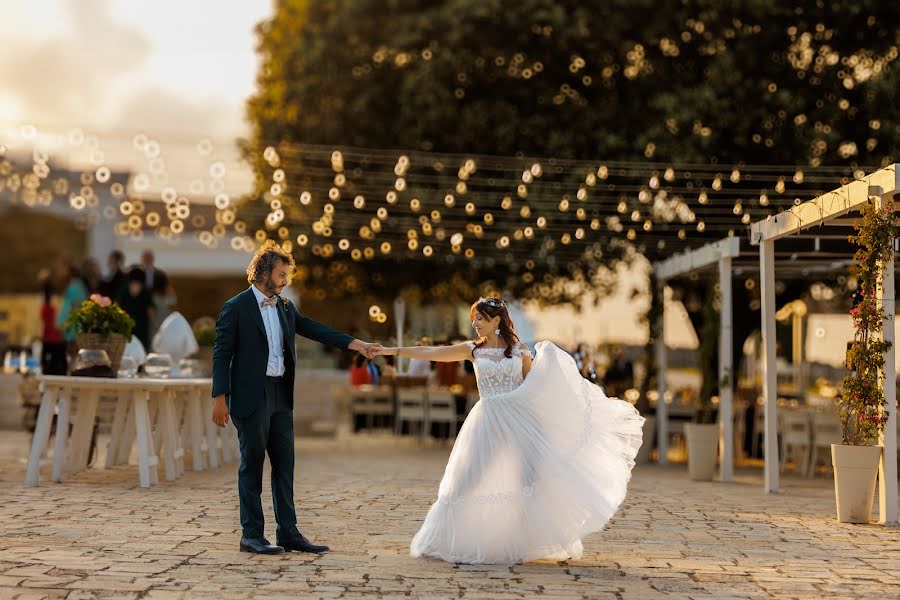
[349, 339, 384, 359]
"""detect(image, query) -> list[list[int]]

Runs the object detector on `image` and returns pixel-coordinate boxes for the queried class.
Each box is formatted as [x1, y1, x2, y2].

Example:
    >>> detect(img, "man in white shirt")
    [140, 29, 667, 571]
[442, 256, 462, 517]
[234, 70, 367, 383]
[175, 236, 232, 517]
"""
[211, 241, 381, 555]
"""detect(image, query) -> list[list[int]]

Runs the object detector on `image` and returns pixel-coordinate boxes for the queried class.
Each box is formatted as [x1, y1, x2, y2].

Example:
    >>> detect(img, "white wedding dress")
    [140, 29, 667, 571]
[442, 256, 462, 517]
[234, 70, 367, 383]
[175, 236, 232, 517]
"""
[410, 341, 645, 564]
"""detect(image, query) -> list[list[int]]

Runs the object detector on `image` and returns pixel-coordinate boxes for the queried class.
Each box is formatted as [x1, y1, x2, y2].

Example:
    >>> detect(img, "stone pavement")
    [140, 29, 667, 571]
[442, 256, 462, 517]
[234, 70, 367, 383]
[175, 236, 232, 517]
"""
[1, 431, 899, 600]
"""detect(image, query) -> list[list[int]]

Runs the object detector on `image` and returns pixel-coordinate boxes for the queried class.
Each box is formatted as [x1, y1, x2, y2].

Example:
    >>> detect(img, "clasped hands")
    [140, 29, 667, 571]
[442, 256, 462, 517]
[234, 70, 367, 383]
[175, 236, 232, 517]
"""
[350, 340, 398, 359]
[350, 339, 386, 359]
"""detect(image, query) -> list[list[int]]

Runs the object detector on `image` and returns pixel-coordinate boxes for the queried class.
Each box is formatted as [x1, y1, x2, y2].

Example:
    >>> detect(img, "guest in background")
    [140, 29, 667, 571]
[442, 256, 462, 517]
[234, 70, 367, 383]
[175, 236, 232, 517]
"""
[37, 269, 67, 375]
[379, 355, 398, 382]
[572, 342, 588, 376]
[81, 257, 103, 295]
[349, 353, 373, 387]
[366, 356, 381, 385]
[603, 346, 634, 398]
[406, 338, 433, 378]
[102, 250, 127, 299]
[116, 266, 155, 348]
[150, 270, 177, 339]
[55, 255, 88, 344]
[141, 249, 164, 291]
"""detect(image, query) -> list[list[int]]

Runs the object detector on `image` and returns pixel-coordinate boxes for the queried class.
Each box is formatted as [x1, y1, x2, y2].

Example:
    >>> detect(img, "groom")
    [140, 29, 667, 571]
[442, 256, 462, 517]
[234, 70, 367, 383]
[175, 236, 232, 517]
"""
[211, 240, 381, 554]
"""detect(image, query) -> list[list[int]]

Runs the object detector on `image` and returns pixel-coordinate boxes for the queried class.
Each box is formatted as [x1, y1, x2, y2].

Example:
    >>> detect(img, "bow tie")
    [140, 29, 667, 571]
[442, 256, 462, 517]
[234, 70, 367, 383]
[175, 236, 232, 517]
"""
[260, 296, 278, 308]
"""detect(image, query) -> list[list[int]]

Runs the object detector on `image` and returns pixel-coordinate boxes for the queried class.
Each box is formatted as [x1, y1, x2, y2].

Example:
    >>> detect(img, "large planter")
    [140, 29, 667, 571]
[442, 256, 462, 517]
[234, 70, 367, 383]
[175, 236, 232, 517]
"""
[831, 444, 881, 523]
[635, 415, 656, 464]
[685, 422, 718, 481]
[75, 332, 128, 373]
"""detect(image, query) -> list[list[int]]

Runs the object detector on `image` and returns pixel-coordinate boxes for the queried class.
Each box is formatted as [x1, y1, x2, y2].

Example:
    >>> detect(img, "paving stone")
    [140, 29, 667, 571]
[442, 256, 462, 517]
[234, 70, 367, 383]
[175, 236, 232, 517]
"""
[1, 432, 899, 597]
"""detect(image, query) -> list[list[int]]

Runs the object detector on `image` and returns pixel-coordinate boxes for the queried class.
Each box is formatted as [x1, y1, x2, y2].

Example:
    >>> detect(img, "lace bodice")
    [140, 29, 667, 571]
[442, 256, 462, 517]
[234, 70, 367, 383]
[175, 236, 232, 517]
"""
[468, 342, 532, 401]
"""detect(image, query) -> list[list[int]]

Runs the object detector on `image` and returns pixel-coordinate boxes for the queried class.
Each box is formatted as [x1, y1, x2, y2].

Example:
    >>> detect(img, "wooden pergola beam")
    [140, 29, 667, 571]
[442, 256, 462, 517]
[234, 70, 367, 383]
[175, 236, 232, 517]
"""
[654, 237, 741, 281]
[750, 165, 899, 242]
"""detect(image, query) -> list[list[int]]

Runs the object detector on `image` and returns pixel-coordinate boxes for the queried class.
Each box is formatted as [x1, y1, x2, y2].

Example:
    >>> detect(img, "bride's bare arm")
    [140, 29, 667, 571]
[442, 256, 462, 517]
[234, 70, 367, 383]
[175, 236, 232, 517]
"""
[380, 342, 473, 363]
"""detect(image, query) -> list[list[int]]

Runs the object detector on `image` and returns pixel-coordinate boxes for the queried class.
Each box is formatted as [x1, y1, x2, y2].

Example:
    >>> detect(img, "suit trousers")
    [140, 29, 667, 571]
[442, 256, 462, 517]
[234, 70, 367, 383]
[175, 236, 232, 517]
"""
[231, 376, 300, 540]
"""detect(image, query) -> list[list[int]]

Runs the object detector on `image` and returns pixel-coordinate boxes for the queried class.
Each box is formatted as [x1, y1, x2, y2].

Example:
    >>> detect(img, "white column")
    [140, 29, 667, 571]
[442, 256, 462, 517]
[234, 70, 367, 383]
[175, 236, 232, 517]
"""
[792, 312, 804, 392]
[718, 256, 734, 481]
[655, 283, 668, 465]
[760, 239, 779, 493]
[394, 297, 406, 374]
[877, 197, 898, 524]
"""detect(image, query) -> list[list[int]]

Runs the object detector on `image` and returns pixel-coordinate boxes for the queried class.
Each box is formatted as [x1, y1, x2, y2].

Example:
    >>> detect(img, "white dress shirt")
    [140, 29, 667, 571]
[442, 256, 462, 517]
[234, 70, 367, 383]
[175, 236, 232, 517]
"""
[250, 285, 286, 377]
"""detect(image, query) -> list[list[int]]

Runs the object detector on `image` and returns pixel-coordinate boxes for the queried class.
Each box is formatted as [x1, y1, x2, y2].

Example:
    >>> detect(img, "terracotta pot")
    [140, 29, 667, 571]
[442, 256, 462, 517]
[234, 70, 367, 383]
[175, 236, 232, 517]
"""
[831, 444, 881, 523]
[685, 422, 718, 481]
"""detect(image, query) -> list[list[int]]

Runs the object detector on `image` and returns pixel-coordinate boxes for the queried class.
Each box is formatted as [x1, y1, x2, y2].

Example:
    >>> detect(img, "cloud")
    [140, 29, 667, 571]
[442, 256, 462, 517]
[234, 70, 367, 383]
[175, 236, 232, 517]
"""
[0, 0, 152, 127]
[111, 86, 233, 137]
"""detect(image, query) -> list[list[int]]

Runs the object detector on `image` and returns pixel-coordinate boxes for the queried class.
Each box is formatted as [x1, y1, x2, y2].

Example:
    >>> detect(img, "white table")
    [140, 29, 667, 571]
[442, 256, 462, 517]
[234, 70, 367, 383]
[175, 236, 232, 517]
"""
[25, 376, 237, 488]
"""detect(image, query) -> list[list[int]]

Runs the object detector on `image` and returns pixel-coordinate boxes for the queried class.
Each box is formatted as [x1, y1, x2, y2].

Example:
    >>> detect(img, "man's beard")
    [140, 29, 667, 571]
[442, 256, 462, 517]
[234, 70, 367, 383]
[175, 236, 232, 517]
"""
[263, 278, 279, 295]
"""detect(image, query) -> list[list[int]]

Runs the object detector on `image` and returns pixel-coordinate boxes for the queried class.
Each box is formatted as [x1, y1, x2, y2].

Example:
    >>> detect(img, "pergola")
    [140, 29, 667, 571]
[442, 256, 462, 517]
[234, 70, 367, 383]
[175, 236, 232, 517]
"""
[651, 165, 899, 516]
[652, 237, 853, 481]
[750, 164, 898, 524]
[653, 237, 740, 480]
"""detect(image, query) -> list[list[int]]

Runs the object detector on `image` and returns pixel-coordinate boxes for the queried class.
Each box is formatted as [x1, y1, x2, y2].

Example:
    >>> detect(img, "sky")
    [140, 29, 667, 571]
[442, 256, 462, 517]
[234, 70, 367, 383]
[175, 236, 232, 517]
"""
[0, 0, 271, 139]
[0, 0, 273, 193]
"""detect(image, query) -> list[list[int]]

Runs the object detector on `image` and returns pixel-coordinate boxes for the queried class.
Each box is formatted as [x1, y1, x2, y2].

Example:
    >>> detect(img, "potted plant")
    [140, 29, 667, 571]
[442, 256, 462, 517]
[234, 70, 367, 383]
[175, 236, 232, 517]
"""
[685, 286, 719, 480]
[191, 316, 217, 377]
[835, 199, 894, 523]
[65, 293, 135, 373]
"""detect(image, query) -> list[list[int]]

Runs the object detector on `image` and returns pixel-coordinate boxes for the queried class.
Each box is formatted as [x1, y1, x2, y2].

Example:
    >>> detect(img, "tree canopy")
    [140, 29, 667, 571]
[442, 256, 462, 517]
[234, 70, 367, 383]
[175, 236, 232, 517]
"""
[247, 0, 896, 164]
[241, 0, 898, 304]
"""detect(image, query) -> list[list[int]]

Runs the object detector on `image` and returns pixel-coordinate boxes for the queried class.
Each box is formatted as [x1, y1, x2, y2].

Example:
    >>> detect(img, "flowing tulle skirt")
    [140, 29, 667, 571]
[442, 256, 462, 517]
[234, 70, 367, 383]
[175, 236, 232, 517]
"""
[410, 341, 645, 564]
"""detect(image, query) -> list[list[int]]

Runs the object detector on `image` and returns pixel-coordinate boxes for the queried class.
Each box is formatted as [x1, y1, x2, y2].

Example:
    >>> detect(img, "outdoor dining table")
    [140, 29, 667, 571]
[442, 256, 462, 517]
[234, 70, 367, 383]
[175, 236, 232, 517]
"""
[25, 375, 237, 488]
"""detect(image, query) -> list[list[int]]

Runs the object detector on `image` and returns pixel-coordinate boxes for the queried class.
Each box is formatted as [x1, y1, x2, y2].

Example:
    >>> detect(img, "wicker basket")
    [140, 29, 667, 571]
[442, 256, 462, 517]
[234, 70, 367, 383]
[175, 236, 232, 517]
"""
[75, 332, 128, 374]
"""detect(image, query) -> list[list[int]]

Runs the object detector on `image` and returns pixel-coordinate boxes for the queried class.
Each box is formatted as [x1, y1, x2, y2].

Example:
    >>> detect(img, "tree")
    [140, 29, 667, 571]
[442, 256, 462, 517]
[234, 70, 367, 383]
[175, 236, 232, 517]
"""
[246, 0, 896, 166]
[240, 0, 898, 308]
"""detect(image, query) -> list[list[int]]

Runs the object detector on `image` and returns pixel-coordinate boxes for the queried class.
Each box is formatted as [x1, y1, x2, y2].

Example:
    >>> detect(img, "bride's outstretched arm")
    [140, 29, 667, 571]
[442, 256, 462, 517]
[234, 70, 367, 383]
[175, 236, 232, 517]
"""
[379, 342, 472, 363]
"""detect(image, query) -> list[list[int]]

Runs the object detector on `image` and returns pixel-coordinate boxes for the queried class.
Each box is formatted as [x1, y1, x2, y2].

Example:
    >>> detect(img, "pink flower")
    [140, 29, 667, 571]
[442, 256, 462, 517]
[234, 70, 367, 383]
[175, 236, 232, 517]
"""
[90, 295, 112, 307]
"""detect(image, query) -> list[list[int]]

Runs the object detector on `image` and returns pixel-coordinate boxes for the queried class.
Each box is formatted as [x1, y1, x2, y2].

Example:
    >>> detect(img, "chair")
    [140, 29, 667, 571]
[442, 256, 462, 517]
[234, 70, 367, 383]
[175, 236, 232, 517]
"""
[750, 396, 766, 458]
[808, 409, 842, 477]
[427, 387, 457, 440]
[395, 386, 428, 439]
[350, 385, 394, 431]
[778, 409, 811, 475]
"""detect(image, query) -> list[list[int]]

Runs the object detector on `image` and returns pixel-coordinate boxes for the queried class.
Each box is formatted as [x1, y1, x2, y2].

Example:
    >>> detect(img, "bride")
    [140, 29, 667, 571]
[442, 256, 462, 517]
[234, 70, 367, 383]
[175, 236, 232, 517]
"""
[378, 297, 645, 564]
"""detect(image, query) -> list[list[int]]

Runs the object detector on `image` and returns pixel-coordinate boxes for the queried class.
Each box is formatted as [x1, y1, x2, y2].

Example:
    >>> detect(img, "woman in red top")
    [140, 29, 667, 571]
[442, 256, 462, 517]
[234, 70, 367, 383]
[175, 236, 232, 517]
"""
[39, 273, 68, 375]
[349, 353, 373, 386]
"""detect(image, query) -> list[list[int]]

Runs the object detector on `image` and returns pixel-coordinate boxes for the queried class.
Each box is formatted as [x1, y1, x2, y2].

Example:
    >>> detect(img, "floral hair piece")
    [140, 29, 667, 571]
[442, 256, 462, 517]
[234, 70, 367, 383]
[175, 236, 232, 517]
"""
[478, 297, 506, 308]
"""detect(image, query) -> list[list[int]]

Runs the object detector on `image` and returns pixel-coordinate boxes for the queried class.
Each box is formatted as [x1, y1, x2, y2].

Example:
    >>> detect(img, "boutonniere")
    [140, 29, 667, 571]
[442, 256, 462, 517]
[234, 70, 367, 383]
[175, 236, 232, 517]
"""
[280, 296, 289, 312]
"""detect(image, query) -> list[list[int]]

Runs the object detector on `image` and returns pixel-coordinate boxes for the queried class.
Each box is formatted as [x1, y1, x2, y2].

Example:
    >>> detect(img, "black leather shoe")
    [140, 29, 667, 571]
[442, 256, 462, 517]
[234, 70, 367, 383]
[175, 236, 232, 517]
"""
[239, 537, 284, 554]
[277, 534, 329, 553]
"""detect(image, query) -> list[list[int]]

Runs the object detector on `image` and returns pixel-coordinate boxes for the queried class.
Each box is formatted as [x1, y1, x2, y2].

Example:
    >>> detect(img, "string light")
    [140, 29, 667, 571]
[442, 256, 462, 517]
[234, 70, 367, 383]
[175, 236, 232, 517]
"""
[0, 125, 884, 287]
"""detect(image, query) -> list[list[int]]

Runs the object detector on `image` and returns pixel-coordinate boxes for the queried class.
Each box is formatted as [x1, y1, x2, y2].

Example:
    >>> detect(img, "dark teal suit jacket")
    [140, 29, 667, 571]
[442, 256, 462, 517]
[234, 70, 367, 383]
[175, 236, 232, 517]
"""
[212, 288, 353, 418]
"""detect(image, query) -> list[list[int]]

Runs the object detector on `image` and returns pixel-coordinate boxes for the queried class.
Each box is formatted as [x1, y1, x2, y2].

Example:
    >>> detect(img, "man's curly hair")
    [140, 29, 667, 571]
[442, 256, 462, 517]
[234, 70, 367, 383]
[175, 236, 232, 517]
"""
[246, 240, 296, 284]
